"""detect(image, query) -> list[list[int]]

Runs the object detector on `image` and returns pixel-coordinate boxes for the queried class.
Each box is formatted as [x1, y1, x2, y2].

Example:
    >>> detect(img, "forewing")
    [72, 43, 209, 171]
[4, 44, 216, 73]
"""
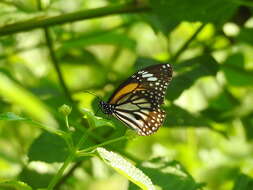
[108, 63, 173, 105]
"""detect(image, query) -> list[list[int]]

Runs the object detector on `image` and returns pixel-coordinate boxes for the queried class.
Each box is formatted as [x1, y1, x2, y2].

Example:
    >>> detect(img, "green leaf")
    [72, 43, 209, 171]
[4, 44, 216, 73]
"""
[0, 112, 27, 121]
[150, 0, 238, 27]
[232, 174, 253, 190]
[164, 104, 210, 127]
[129, 157, 203, 190]
[28, 132, 69, 163]
[0, 180, 32, 190]
[242, 113, 253, 141]
[167, 55, 219, 101]
[82, 108, 114, 129]
[58, 49, 99, 65]
[141, 13, 179, 34]
[237, 27, 253, 45]
[222, 54, 253, 86]
[222, 53, 244, 68]
[134, 57, 167, 71]
[59, 31, 136, 53]
[97, 147, 155, 190]
[201, 89, 240, 122]
[0, 112, 63, 135]
[0, 72, 56, 127]
[19, 168, 53, 189]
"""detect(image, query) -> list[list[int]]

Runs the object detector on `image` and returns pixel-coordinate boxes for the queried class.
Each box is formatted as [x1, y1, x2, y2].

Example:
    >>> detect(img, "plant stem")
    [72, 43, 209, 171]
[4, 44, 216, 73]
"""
[43, 27, 74, 103]
[47, 151, 75, 190]
[65, 116, 70, 130]
[77, 136, 127, 156]
[55, 161, 83, 190]
[0, 3, 150, 37]
[47, 131, 89, 190]
[27, 120, 64, 136]
[171, 23, 206, 62]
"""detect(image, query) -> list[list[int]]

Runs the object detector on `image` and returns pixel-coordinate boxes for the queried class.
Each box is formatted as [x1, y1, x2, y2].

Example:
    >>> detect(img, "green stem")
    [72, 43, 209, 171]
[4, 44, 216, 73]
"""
[47, 132, 89, 190]
[27, 120, 64, 136]
[77, 136, 127, 156]
[65, 116, 70, 130]
[47, 151, 75, 190]
[171, 23, 206, 62]
[43, 27, 73, 103]
[0, 3, 150, 37]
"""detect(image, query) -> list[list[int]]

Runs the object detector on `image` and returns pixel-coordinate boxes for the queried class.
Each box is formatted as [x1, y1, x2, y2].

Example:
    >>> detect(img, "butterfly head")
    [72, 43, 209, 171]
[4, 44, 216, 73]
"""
[99, 101, 114, 115]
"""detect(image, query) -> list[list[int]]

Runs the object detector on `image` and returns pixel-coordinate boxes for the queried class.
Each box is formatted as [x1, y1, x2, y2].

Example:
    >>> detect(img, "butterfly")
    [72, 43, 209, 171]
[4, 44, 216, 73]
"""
[99, 63, 173, 136]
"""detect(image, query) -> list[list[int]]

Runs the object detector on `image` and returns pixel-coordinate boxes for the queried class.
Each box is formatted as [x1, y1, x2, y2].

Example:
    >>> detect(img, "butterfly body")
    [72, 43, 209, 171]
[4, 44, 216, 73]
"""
[100, 63, 173, 136]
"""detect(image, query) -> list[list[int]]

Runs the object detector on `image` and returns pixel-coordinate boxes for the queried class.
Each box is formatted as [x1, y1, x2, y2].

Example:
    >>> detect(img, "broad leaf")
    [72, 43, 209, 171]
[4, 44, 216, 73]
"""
[28, 132, 69, 163]
[19, 168, 53, 189]
[201, 89, 240, 122]
[0, 180, 32, 190]
[97, 147, 155, 190]
[82, 108, 114, 129]
[222, 54, 253, 86]
[164, 104, 210, 127]
[242, 113, 253, 141]
[150, 0, 238, 28]
[129, 157, 203, 190]
[167, 55, 219, 101]
[59, 31, 136, 53]
[0, 112, 27, 121]
[232, 173, 253, 190]
[0, 112, 62, 135]
[237, 27, 253, 45]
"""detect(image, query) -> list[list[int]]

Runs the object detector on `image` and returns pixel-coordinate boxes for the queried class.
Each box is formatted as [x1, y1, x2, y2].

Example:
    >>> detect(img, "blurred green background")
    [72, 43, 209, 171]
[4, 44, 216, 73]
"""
[0, 0, 253, 190]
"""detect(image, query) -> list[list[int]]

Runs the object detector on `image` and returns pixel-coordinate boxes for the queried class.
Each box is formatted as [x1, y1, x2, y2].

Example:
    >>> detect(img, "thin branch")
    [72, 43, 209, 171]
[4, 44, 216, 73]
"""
[55, 161, 83, 190]
[36, 0, 73, 104]
[43, 27, 73, 103]
[171, 23, 206, 62]
[0, 3, 151, 37]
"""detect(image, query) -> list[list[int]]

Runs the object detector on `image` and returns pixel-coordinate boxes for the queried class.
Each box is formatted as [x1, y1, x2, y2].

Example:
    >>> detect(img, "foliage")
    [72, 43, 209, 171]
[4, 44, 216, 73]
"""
[0, 0, 253, 190]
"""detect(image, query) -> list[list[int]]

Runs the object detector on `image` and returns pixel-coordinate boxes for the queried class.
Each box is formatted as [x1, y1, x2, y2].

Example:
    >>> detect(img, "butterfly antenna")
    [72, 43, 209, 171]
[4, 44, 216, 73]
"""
[83, 90, 103, 115]
[83, 90, 103, 102]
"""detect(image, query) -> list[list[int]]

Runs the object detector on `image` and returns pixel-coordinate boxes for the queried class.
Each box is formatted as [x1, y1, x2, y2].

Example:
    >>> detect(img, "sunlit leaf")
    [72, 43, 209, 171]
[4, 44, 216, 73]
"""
[0, 112, 27, 121]
[0, 180, 32, 190]
[0, 73, 57, 127]
[0, 112, 62, 135]
[82, 108, 114, 129]
[59, 31, 136, 53]
[129, 157, 203, 190]
[201, 89, 240, 122]
[222, 54, 253, 86]
[167, 55, 219, 101]
[97, 147, 155, 190]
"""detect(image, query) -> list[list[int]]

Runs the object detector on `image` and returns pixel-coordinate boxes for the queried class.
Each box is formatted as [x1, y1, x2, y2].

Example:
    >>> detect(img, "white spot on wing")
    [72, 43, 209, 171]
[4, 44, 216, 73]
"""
[142, 73, 153, 78]
[147, 77, 157, 81]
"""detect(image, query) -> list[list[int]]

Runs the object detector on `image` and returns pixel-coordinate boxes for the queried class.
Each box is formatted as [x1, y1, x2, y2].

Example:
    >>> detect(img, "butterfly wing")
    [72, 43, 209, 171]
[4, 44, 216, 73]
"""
[108, 63, 173, 136]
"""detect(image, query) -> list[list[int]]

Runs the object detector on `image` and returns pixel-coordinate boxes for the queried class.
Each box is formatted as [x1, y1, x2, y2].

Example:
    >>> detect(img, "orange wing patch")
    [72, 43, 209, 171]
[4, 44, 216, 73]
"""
[109, 83, 145, 104]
